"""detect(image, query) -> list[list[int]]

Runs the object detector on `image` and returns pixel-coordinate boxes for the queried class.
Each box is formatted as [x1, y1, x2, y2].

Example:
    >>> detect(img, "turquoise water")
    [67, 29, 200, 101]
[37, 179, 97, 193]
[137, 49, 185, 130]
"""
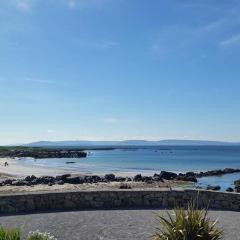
[18, 146, 240, 190]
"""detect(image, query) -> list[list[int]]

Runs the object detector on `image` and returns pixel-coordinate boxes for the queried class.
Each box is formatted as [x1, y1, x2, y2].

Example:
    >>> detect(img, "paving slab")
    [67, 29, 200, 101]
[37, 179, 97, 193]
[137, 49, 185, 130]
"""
[0, 209, 239, 239]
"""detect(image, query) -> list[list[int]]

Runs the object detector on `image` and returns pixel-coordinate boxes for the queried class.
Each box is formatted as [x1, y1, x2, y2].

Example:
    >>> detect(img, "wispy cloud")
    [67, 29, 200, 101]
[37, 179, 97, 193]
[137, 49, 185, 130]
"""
[24, 77, 57, 84]
[47, 129, 56, 134]
[72, 39, 118, 50]
[151, 2, 240, 57]
[66, 0, 114, 10]
[219, 33, 240, 48]
[103, 117, 135, 124]
[11, 0, 33, 12]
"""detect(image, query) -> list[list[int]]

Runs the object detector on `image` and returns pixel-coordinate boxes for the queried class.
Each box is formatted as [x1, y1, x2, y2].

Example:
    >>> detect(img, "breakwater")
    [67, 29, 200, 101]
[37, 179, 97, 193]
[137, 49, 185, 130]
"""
[0, 189, 239, 214]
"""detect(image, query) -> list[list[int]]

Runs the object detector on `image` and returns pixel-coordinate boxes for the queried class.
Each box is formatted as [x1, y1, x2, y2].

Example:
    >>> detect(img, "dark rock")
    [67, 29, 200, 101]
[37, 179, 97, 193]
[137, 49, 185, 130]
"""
[56, 180, 64, 185]
[206, 185, 221, 191]
[3, 179, 14, 185]
[91, 175, 102, 183]
[133, 174, 142, 182]
[159, 171, 177, 180]
[185, 172, 196, 177]
[234, 179, 240, 192]
[119, 183, 131, 189]
[40, 176, 55, 184]
[55, 174, 71, 181]
[11, 180, 30, 186]
[153, 174, 163, 182]
[126, 177, 132, 182]
[105, 174, 116, 182]
[65, 176, 83, 184]
[115, 177, 126, 182]
[226, 187, 234, 192]
[25, 175, 37, 182]
[177, 175, 197, 182]
[142, 176, 153, 183]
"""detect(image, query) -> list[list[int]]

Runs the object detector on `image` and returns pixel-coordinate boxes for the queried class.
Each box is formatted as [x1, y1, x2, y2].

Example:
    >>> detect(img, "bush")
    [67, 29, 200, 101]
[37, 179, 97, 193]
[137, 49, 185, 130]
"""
[27, 230, 57, 240]
[153, 201, 223, 240]
[0, 227, 20, 240]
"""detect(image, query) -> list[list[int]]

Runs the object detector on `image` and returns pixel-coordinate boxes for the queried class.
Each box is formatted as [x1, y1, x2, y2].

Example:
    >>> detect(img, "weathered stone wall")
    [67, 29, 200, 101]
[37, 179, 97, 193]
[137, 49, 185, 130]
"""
[0, 189, 239, 214]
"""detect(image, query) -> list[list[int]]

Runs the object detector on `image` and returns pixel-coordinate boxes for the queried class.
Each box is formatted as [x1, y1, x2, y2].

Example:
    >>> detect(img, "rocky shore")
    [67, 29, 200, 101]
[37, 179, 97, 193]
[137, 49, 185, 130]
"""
[0, 168, 239, 193]
[0, 148, 87, 159]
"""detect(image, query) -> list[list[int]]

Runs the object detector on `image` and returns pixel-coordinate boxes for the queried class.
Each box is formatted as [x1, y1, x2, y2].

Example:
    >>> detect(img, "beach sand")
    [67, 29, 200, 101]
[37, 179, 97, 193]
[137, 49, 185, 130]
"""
[0, 158, 193, 194]
[0, 158, 72, 178]
[0, 180, 191, 194]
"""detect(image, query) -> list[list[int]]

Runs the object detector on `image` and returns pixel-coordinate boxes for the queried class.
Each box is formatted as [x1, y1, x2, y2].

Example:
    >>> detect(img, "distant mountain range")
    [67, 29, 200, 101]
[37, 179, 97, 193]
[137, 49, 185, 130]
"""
[23, 139, 240, 147]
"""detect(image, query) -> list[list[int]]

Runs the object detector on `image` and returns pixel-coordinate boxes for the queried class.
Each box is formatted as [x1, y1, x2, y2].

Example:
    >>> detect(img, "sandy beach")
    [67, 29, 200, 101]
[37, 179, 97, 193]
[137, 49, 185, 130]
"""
[0, 158, 73, 178]
[0, 158, 193, 194]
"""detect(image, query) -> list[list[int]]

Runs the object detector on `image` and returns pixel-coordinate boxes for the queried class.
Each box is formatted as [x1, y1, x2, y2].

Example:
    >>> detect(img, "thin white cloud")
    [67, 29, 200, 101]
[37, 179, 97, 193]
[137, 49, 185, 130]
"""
[220, 34, 240, 48]
[66, 0, 113, 10]
[68, 0, 76, 9]
[47, 129, 55, 134]
[103, 117, 135, 124]
[24, 77, 57, 84]
[11, 0, 33, 12]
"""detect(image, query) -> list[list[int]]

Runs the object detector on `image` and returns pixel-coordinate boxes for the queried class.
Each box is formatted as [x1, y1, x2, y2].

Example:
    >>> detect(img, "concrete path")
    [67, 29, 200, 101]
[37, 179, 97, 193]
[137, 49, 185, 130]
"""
[0, 209, 239, 240]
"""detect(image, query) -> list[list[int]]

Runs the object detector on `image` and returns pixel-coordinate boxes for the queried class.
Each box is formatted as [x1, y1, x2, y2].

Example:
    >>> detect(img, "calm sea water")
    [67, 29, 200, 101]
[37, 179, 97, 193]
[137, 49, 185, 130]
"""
[18, 146, 240, 190]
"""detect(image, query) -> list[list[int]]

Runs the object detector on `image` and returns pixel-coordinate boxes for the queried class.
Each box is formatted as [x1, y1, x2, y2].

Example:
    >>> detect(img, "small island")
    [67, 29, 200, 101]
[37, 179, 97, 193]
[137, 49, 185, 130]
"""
[0, 146, 87, 159]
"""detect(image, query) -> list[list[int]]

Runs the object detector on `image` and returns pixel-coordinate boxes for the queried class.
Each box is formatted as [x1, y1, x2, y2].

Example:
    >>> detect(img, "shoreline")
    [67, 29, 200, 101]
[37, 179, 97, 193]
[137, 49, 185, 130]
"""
[0, 157, 239, 194]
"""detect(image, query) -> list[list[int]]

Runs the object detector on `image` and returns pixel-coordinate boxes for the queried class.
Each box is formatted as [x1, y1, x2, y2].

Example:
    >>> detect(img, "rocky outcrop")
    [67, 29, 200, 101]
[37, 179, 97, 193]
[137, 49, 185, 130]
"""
[206, 185, 221, 191]
[197, 168, 240, 177]
[0, 149, 87, 159]
[234, 180, 240, 192]
[159, 171, 178, 180]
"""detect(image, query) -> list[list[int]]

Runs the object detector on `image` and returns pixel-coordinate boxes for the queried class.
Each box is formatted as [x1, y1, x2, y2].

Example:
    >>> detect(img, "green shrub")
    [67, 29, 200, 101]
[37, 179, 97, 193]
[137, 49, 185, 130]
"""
[0, 227, 20, 240]
[27, 230, 57, 240]
[153, 201, 223, 240]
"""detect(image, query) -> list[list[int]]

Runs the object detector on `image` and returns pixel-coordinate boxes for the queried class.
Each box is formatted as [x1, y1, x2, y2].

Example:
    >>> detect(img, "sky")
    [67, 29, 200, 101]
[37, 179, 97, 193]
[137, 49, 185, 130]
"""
[0, 0, 240, 145]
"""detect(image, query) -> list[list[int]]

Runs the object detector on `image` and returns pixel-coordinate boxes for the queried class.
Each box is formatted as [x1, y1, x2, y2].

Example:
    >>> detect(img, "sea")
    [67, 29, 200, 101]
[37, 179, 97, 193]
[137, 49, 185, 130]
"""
[18, 145, 240, 191]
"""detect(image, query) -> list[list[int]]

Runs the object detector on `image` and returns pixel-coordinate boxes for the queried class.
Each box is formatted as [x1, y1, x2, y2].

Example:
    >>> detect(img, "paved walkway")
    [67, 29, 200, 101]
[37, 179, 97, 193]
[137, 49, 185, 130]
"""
[0, 209, 239, 239]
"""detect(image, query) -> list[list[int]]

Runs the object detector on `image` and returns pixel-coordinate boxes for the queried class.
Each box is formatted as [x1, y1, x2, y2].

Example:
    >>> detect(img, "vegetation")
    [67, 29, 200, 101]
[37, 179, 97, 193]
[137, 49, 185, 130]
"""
[27, 231, 57, 240]
[153, 201, 223, 240]
[0, 227, 20, 240]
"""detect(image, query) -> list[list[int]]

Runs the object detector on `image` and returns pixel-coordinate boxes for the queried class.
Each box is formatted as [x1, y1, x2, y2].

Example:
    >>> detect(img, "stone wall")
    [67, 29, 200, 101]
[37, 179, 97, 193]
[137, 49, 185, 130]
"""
[0, 189, 239, 214]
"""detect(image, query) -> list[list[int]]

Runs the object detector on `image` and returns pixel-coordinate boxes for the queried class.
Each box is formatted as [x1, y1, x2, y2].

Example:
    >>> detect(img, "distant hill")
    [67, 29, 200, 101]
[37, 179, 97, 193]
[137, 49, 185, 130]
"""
[23, 139, 240, 147]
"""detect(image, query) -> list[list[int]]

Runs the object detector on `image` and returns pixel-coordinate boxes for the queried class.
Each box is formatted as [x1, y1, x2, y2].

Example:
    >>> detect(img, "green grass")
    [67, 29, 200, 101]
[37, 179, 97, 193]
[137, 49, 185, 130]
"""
[153, 201, 223, 240]
[0, 227, 20, 240]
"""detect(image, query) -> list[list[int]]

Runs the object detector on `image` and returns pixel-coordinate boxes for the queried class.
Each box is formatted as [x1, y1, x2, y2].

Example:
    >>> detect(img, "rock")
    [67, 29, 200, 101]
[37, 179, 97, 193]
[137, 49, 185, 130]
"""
[179, 175, 197, 182]
[115, 177, 126, 182]
[133, 174, 142, 182]
[226, 187, 234, 192]
[65, 176, 83, 184]
[55, 174, 71, 181]
[3, 179, 14, 185]
[153, 174, 163, 182]
[234, 179, 240, 192]
[185, 172, 196, 177]
[91, 175, 102, 183]
[25, 175, 37, 182]
[159, 171, 177, 180]
[56, 180, 64, 185]
[38, 176, 55, 184]
[206, 185, 221, 191]
[105, 174, 116, 182]
[119, 183, 131, 189]
[11, 180, 30, 186]
[142, 176, 153, 183]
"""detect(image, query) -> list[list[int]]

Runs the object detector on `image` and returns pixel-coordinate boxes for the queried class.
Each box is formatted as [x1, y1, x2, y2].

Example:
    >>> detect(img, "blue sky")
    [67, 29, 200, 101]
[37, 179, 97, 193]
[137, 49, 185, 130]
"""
[0, 0, 240, 144]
